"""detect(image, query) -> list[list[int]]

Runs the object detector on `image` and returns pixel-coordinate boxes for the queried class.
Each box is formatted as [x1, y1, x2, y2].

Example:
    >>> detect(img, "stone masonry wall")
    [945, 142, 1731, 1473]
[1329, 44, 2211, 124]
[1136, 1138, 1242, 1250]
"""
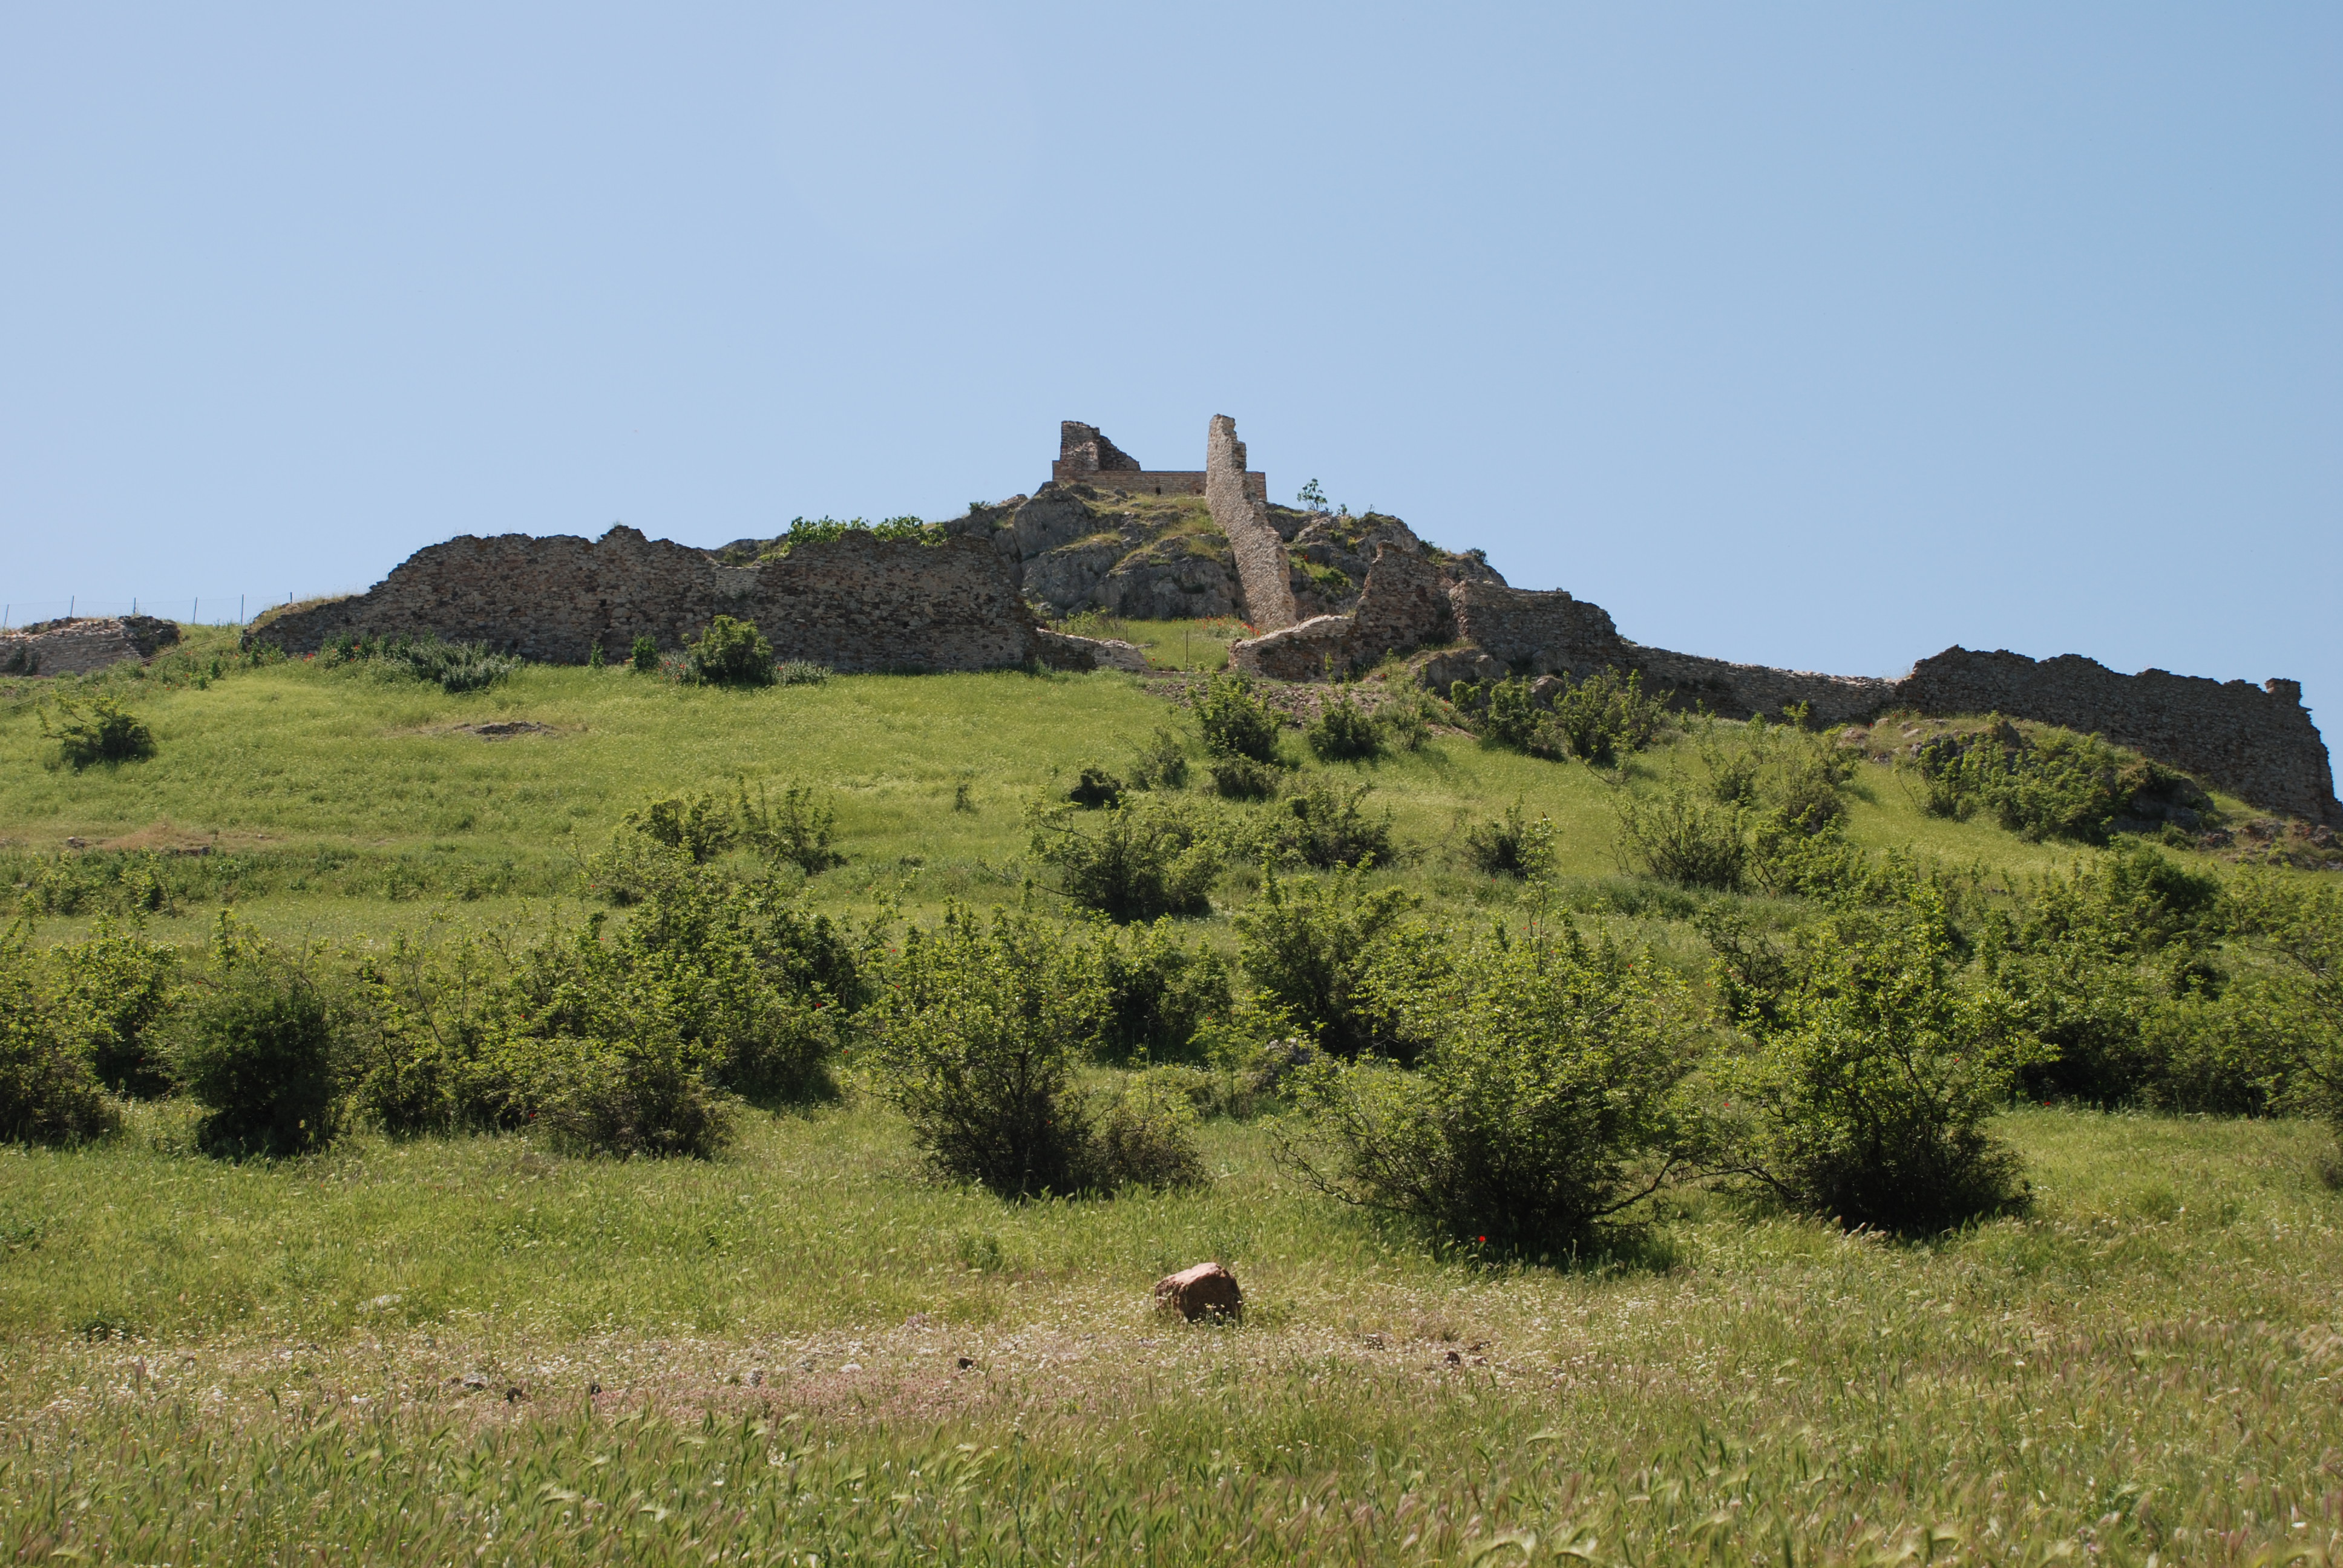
[1899, 648, 2339, 824]
[0, 615, 182, 677]
[1208, 414, 1299, 632]
[1231, 545, 1463, 681]
[250, 525, 1043, 673]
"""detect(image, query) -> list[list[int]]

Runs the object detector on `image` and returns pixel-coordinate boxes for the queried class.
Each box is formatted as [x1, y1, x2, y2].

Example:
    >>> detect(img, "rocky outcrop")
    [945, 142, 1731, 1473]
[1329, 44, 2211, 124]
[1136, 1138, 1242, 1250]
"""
[249, 525, 1046, 674]
[0, 615, 181, 677]
[1208, 415, 1299, 632]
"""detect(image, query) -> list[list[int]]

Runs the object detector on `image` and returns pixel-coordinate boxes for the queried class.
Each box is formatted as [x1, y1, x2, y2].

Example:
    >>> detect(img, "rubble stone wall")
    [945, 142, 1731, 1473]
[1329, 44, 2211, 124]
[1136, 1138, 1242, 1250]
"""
[249, 526, 1043, 673]
[0, 615, 181, 677]
[1898, 648, 2339, 824]
[1208, 414, 1299, 632]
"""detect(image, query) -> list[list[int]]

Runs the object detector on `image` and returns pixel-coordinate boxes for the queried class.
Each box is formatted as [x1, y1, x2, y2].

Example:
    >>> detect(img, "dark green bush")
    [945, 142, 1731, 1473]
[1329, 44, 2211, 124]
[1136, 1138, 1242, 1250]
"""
[1463, 802, 1553, 878]
[1910, 719, 2208, 845]
[736, 782, 844, 874]
[1234, 864, 1417, 1059]
[1208, 754, 1282, 800]
[1129, 727, 1190, 790]
[43, 694, 155, 769]
[1614, 787, 1746, 890]
[1284, 921, 1699, 1252]
[2214, 869, 2343, 1131]
[622, 791, 736, 864]
[868, 906, 1104, 1197]
[539, 1031, 741, 1160]
[1306, 694, 1382, 761]
[1380, 694, 1431, 753]
[171, 930, 342, 1157]
[1552, 667, 1665, 765]
[322, 631, 519, 693]
[1090, 918, 1231, 1062]
[685, 616, 776, 687]
[1081, 1073, 1207, 1191]
[1480, 678, 1557, 756]
[1068, 766, 1126, 809]
[0, 923, 122, 1146]
[1710, 889, 2036, 1233]
[1276, 777, 1395, 870]
[1197, 672, 1280, 763]
[630, 635, 660, 674]
[1032, 797, 1222, 921]
[48, 918, 178, 1097]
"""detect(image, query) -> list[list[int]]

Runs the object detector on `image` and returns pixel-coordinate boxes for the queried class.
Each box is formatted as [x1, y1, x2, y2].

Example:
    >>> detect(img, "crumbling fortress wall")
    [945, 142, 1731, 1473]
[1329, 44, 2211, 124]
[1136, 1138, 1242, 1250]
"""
[0, 615, 180, 678]
[1236, 574, 2337, 822]
[247, 525, 1090, 673]
[1207, 415, 1300, 632]
[1899, 650, 2338, 825]
[1052, 420, 1268, 500]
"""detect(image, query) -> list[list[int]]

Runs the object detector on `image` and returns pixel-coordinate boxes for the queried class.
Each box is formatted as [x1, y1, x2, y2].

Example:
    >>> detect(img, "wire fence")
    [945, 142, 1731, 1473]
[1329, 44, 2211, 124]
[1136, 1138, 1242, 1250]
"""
[0, 595, 310, 630]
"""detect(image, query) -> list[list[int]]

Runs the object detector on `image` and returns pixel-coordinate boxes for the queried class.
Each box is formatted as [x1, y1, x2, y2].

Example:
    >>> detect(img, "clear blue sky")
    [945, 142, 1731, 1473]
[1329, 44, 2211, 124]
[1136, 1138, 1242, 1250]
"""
[4, 4, 2337, 730]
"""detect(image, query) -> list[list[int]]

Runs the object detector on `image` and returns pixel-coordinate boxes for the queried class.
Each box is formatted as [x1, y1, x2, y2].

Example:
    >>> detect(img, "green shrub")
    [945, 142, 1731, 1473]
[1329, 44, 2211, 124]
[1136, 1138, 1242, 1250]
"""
[868, 906, 1106, 1197]
[1283, 922, 1699, 1252]
[1129, 727, 1190, 789]
[1208, 754, 1282, 800]
[1234, 864, 1417, 1059]
[1306, 693, 1382, 761]
[1614, 787, 1746, 890]
[1710, 890, 2037, 1233]
[630, 635, 660, 675]
[0, 923, 122, 1146]
[323, 632, 519, 693]
[1067, 766, 1126, 809]
[1031, 797, 1222, 921]
[539, 1031, 741, 1160]
[1379, 693, 1431, 753]
[48, 919, 178, 1098]
[1091, 918, 1232, 1062]
[1081, 1073, 1208, 1191]
[171, 929, 342, 1157]
[42, 694, 155, 769]
[685, 615, 776, 687]
[2223, 869, 2343, 1135]
[1197, 672, 1280, 763]
[1463, 802, 1554, 878]
[1552, 667, 1666, 765]
[736, 782, 844, 874]
[1480, 678, 1558, 757]
[1275, 777, 1395, 870]
[1909, 719, 2208, 844]
[622, 791, 736, 864]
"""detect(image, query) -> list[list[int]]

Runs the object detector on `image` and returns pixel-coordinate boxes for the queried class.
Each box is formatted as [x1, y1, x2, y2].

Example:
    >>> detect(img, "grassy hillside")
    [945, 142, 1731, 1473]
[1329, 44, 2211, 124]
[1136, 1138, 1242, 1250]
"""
[0, 626, 2186, 946]
[2, 622, 2338, 1564]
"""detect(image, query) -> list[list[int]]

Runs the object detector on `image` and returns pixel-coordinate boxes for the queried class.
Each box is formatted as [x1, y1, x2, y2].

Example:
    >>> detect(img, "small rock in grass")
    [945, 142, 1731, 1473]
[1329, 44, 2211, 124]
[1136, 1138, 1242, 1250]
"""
[1154, 1262, 1242, 1322]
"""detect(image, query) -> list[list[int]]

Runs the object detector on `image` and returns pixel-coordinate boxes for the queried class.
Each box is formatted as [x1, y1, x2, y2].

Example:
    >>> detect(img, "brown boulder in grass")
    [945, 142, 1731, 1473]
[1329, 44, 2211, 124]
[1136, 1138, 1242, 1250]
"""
[1154, 1262, 1242, 1321]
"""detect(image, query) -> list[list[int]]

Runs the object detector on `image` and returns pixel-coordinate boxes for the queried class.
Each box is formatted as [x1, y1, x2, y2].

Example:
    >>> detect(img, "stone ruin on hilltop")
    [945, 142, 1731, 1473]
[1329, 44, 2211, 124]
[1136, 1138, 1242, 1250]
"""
[199, 412, 2343, 824]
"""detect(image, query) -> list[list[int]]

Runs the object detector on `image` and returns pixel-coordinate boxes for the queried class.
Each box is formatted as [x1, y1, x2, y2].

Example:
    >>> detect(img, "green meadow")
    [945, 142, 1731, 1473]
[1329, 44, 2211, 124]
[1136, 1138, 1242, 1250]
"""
[1, 625, 2337, 1565]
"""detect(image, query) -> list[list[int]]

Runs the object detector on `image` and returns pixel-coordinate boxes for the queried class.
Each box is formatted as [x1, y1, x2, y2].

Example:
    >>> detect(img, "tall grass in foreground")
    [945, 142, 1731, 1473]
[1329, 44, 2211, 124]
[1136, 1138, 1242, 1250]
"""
[0, 1109, 2338, 1562]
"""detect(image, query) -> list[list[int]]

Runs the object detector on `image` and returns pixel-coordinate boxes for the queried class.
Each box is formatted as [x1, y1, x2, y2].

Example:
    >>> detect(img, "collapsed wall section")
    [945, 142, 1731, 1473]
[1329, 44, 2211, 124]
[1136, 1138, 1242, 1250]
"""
[0, 615, 181, 677]
[250, 525, 1044, 673]
[1207, 414, 1299, 632]
[1899, 648, 2339, 824]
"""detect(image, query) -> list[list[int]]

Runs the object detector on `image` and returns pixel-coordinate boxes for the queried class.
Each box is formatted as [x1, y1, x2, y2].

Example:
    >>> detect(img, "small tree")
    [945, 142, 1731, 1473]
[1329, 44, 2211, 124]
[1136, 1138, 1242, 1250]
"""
[1306, 693, 1382, 761]
[42, 694, 155, 770]
[1234, 864, 1416, 1057]
[0, 922, 122, 1146]
[1197, 671, 1280, 763]
[685, 616, 776, 687]
[1711, 889, 2038, 1233]
[1283, 922, 1699, 1252]
[867, 906, 1104, 1197]
[171, 923, 342, 1157]
[629, 634, 660, 675]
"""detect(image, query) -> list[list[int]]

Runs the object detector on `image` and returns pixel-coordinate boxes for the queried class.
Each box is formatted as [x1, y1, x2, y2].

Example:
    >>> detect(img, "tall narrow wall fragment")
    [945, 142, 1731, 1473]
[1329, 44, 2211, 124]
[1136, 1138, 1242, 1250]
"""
[1207, 414, 1299, 632]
